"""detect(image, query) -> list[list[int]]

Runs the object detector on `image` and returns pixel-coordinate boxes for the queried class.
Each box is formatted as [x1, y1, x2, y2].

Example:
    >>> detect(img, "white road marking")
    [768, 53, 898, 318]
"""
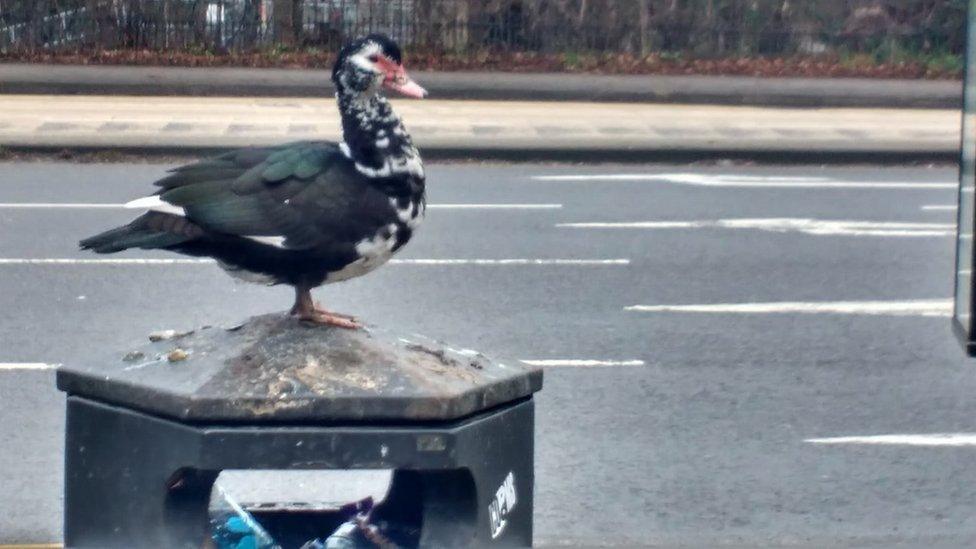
[559, 218, 955, 237]
[532, 173, 956, 189]
[806, 434, 976, 447]
[393, 259, 629, 265]
[0, 203, 124, 208]
[0, 258, 630, 266]
[3, 359, 645, 372]
[0, 258, 214, 265]
[520, 359, 645, 367]
[711, 219, 953, 237]
[0, 363, 59, 370]
[427, 204, 563, 210]
[0, 202, 562, 210]
[922, 204, 958, 211]
[626, 299, 952, 317]
[562, 221, 705, 229]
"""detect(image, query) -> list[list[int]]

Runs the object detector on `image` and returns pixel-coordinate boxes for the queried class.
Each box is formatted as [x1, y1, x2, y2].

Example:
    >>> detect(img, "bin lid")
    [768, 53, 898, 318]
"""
[57, 314, 542, 423]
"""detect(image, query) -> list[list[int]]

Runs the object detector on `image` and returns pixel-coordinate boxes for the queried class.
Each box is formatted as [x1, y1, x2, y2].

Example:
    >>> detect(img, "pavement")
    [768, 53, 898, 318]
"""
[2, 161, 976, 547]
[0, 64, 962, 109]
[0, 95, 961, 162]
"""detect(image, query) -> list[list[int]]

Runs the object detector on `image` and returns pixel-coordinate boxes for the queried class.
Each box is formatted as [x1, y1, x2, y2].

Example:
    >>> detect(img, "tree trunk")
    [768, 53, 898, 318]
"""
[162, 0, 171, 49]
[191, 0, 209, 49]
[235, 0, 260, 49]
[704, 0, 716, 54]
[273, 0, 296, 45]
[87, 0, 118, 49]
[455, 0, 470, 52]
[638, 0, 651, 55]
[568, 0, 587, 48]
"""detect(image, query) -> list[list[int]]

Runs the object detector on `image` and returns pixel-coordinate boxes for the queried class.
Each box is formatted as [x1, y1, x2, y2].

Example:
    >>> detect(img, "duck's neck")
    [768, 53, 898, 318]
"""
[337, 90, 423, 179]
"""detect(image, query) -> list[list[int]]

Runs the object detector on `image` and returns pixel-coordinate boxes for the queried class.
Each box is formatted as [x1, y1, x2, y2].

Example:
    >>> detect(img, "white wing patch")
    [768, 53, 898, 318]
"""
[243, 235, 288, 249]
[124, 195, 186, 217]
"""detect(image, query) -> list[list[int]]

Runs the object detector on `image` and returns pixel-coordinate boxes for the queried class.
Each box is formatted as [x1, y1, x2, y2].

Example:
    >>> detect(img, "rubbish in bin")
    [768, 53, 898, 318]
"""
[303, 496, 403, 549]
[210, 488, 412, 549]
[210, 485, 281, 549]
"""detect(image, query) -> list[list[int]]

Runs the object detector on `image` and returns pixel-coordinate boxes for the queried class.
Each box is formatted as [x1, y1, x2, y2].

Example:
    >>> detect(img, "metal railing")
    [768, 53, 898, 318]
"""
[0, 0, 965, 59]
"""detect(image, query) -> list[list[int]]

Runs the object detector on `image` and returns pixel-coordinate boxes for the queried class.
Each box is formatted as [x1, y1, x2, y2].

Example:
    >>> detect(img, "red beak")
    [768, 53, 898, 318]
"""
[377, 57, 427, 99]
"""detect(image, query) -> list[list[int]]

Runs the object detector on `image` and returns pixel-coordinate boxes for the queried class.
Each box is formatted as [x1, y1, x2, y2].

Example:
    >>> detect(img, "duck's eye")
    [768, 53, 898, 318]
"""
[368, 54, 380, 63]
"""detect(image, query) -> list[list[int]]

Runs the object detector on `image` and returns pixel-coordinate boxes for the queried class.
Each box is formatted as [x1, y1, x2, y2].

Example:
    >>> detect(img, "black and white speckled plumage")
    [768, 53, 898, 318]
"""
[80, 34, 426, 297]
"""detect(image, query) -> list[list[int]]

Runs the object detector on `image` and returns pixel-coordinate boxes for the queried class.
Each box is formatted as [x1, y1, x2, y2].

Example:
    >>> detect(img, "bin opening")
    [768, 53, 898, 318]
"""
[209, 469, 422, 548]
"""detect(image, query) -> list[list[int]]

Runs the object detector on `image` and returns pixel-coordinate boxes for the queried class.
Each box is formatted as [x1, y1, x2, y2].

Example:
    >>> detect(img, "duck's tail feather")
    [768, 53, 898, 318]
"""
[79, 212, 202, 254]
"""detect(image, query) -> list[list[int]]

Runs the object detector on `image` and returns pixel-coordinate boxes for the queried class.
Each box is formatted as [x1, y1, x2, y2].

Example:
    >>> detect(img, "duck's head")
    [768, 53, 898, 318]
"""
[332, 34, 427, 100]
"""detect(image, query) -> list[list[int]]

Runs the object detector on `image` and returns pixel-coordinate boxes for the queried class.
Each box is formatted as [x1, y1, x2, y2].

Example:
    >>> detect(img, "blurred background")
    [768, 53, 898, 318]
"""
[0, 0, 966, 78]
[2, 2, 975, 548]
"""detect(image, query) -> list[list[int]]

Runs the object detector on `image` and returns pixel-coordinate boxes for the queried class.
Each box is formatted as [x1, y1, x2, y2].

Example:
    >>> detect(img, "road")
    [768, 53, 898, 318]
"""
[0, 161, 974, 547]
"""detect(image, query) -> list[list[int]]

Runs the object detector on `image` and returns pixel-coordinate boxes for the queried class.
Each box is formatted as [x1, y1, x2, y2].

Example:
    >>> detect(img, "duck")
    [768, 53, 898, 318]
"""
[80, 34, 427, 329]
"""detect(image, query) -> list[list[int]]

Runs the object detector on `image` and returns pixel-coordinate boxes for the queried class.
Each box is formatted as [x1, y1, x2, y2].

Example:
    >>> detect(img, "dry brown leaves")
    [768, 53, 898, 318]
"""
[0, 49, 961, 80]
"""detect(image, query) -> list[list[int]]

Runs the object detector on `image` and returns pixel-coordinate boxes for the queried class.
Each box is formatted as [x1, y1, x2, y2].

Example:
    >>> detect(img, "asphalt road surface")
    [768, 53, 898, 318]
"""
[1, 161, 974, 547]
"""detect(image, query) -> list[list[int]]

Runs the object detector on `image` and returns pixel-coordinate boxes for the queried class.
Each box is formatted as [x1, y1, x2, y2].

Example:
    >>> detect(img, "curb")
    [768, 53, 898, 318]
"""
[0, 143, 957, 165]
[0, 64, 962, 109]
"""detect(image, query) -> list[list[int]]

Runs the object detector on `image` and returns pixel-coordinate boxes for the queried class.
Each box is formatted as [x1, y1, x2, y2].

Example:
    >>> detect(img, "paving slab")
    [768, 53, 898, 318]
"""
[0, 95, 961, 161]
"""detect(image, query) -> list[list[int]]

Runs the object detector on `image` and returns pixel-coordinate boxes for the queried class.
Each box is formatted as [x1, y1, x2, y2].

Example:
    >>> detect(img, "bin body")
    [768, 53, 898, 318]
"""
[58, 314, 542, 548]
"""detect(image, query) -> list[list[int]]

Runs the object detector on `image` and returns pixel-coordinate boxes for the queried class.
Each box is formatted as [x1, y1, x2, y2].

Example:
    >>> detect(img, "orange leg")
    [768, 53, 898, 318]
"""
[289, 286, 361, 329]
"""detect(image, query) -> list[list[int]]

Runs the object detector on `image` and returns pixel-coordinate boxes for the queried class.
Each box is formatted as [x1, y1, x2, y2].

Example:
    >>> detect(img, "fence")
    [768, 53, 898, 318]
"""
[0, 1, 966, 59]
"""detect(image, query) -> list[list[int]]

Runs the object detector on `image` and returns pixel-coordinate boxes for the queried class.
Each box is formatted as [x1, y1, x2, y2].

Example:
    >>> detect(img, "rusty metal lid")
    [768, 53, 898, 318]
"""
[57, 314, 542, 422]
